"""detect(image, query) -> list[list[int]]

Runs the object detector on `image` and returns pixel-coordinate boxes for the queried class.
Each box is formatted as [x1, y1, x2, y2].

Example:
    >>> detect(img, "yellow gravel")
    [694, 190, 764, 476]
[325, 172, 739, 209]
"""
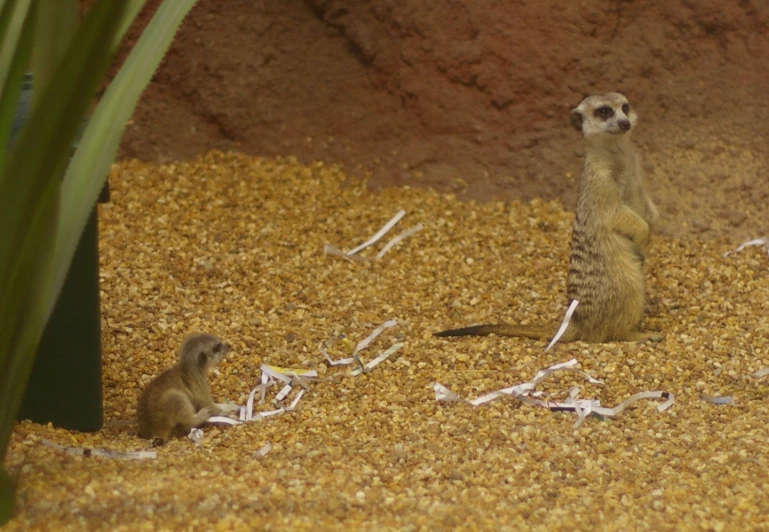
[4, 151, 769, 530]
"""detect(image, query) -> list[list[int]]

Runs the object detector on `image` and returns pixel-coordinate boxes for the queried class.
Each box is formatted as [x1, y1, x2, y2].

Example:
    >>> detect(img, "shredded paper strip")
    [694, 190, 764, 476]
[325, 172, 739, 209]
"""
[700, 394, 735, 405]
[325, 211, 421, 260]
[190, 319, 402, 441]
[433, 358, 673, 427]
[42, 439, 156, 460]
[545, 299, 579, 351]
[723, 237, 769, 258]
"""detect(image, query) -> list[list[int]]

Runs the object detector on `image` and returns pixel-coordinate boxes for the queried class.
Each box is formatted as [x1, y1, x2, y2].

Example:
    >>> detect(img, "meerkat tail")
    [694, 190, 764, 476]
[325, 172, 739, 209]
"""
[434, 323, 560, 340]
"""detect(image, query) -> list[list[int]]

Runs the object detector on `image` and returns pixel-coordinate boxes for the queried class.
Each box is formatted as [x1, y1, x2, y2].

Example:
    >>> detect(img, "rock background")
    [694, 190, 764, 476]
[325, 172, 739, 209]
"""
[116, 0, 769, 239]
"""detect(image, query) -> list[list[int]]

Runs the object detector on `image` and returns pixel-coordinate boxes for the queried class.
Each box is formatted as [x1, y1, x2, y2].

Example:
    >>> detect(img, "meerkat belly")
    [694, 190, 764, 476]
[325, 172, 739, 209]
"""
[566, 233, 645, 341]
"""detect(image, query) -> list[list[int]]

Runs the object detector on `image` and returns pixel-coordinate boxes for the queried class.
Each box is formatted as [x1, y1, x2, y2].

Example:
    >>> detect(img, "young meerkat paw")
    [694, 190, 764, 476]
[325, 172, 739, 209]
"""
[192, 406, 216, 426]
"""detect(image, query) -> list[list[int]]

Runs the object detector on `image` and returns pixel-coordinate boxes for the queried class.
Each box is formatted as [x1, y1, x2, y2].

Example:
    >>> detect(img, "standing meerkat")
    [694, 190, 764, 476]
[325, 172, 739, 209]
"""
[576, 92, 659, 234]
[137, 333, 229, 444]
[435, 93, 662, 343]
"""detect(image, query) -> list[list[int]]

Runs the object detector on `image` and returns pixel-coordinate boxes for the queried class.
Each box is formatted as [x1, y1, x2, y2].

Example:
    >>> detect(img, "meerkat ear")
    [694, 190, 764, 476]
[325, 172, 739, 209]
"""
[198, 351, 208, 366]
[570, 109, 583, 131]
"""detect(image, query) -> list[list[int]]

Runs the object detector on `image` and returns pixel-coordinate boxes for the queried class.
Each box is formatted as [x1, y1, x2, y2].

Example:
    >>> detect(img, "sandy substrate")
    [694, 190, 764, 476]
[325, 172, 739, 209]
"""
[4, 152, 769, 530]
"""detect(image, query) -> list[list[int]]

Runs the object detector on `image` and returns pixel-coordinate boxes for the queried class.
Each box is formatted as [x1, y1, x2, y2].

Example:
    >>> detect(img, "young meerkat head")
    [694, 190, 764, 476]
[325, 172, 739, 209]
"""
[179, 333, 230, 371]
[570, 92, 638, 139]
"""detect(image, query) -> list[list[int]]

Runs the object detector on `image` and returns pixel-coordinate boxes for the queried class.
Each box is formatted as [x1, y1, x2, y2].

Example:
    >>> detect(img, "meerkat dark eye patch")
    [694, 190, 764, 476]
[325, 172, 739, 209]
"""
[594, 106, 614, 119]
[622, 103, 630, 114]
[213, 343, 222, 354]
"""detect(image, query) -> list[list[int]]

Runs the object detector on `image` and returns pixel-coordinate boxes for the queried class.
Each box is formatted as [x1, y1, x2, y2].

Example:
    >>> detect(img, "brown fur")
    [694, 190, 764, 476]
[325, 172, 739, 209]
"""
[435, 93, 662, 344]
[572, 92, 659, 233]
[137, 333, 230, 444]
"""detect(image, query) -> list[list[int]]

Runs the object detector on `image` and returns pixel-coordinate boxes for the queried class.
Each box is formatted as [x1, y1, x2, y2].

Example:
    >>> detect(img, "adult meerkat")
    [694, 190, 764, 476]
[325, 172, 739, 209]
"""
[435, 93, 662, 343]
[579, 92, 659, 233]
[137, 333, 229, 444]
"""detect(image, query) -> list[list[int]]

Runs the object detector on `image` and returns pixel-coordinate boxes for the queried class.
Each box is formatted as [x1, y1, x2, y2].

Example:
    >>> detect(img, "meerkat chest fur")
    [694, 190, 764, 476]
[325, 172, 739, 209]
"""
[565, 93, 654, 342]
[178, 351, 214, 405]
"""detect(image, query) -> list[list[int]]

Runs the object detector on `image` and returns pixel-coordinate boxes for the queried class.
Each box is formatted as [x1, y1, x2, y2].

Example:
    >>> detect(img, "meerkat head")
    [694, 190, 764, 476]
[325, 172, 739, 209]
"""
[570, 92, 637, 139]
[179, 333, 230, 371]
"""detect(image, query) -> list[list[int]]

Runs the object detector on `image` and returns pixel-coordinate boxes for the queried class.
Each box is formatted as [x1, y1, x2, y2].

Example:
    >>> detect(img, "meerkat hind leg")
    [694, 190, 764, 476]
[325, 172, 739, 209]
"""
[161, 389, 212, 436]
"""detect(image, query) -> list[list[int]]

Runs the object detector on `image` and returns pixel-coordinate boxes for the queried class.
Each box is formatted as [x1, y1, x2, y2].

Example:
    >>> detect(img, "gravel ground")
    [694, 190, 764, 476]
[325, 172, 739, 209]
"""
[4, 152, 769, 530]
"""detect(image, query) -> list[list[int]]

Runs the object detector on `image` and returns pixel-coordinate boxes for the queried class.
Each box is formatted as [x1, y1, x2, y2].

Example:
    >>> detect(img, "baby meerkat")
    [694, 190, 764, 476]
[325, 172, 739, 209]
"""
[137, 333, 229, 444]
[435, 93, 662, 344]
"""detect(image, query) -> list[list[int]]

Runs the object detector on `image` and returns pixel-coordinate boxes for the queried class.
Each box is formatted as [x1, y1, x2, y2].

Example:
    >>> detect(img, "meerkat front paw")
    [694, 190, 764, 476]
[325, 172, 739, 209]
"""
[192, 406, 216, 426]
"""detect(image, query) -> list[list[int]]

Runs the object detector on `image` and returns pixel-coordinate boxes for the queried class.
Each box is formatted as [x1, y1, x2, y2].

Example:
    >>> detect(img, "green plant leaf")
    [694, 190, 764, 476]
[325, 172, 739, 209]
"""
[0, 0, 37, 348]
[0, 464, 13, 524]
[30, 0, 78, 105]
[0, 0, 128, 459]
[0, 0, 32, 85]
[52, 0, 198, 318]
[0, 0, 34, 167]
[114, 0, 148, 50]
[0, 186, 57, 469]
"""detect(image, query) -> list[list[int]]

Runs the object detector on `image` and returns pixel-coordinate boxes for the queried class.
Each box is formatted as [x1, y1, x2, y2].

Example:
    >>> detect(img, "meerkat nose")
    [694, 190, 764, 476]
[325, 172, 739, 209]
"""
[619, 120, 631, 131]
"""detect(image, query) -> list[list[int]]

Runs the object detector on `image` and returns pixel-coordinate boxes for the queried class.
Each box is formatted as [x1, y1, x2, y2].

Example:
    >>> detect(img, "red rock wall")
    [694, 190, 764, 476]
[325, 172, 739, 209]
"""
[117, 0, 769, 239]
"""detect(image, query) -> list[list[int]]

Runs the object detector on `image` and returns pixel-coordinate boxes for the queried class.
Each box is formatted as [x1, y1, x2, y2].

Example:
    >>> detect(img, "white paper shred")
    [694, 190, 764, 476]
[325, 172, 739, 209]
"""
[432, 383, 463, 402]
[254, 443, 272, 459]
[545, 299, 579, 351]
[467, 383, 534, 407]
[274, 384, 293, 403]
[520, 391, 674, 427]
[346, 210, 406, 256]
[193, 319, 401, 442]
[352, 320, 397, 357]
[206, 416, 242, 425]
[752, 368, 769, 378]
[288, 389, 305, 409]
[260, 364, 293, 384]
[700, 394, 735, 405]
[259, 371, 271, 403]
[376, 223, 424, 259]
[529, 358, 604, 387]
[323, 244, 364, 263]
[188, 428, 204, 444]
[723, 237, 769, 257]
[245, 387, 258, 420]
[42, 439, 156, 460]
[350, 342, 404, 376]
[254, 408, 286, 419]
[433, 358, 672, 427]
[260, 364, 318, 383]
[321, 344, 356, 366]
[215, 402, 240, 414]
